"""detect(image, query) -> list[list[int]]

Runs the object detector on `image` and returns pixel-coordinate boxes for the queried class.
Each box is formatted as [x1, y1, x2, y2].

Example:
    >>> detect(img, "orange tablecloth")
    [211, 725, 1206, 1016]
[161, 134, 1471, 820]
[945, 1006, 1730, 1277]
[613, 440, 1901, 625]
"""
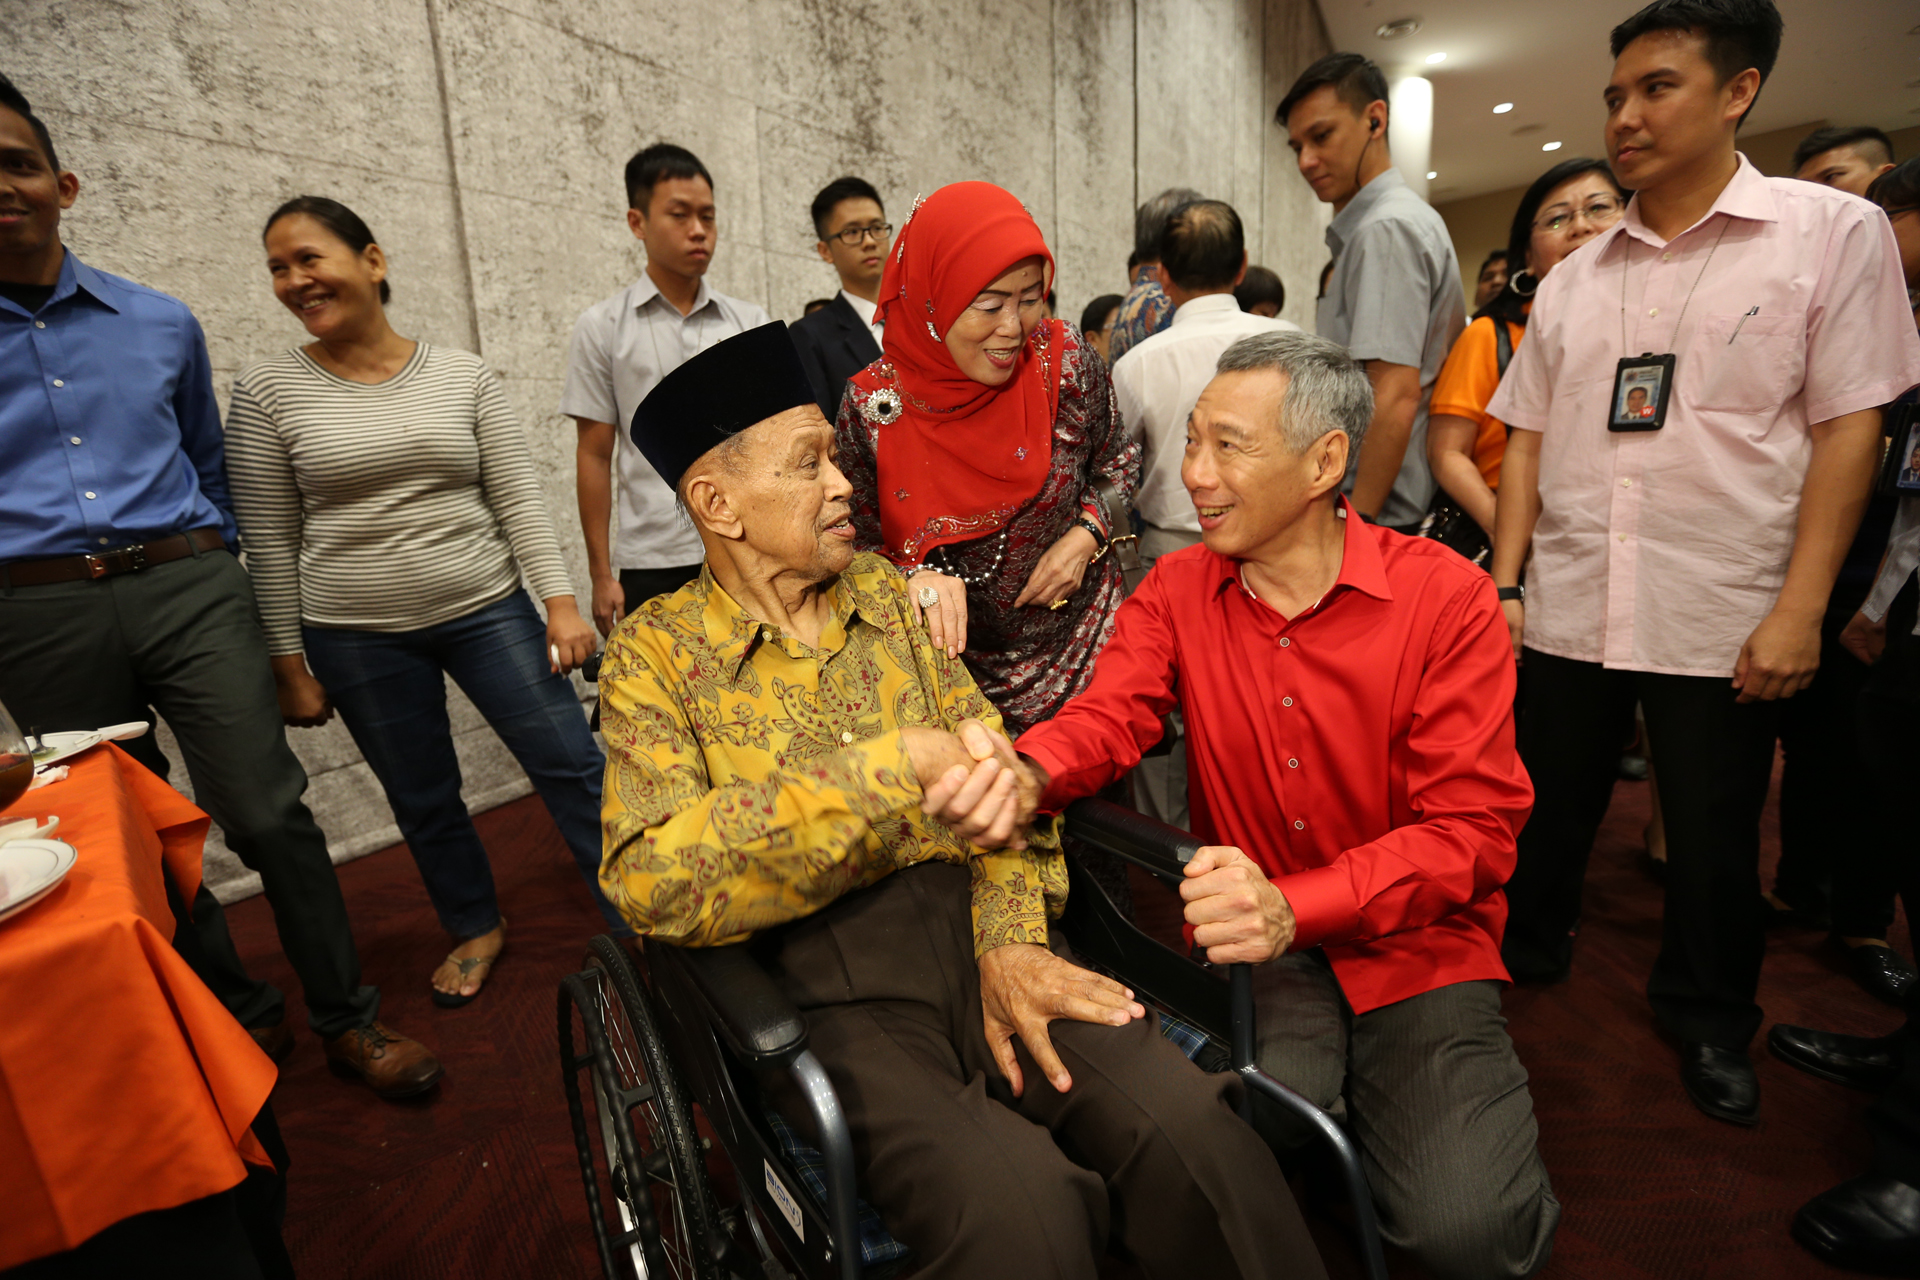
[0, 745, 277, 1270]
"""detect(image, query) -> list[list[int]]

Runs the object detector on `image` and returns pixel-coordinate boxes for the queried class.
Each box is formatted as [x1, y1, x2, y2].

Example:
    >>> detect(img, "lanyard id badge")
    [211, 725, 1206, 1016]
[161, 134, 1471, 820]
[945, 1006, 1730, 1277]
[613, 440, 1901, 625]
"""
[1609, 353, 1675, 432]
[1609, 220, 1732, 434]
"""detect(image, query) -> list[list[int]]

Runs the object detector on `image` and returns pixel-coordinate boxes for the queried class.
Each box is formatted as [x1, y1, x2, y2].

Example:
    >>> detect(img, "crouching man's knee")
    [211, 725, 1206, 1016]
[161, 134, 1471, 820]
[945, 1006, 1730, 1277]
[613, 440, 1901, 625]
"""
[1391, 1179, 1560, 1280]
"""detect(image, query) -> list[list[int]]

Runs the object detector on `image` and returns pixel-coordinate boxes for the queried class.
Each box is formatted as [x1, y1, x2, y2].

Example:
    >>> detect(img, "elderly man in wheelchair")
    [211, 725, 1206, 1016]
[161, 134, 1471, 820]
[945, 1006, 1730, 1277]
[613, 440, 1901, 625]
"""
[577, 323, 1326, 1280]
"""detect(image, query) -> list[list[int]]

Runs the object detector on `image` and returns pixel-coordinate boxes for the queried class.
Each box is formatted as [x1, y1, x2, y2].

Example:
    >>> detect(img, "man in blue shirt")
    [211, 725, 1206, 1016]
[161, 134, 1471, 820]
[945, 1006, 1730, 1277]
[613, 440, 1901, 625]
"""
[0, 76, 441, 1099]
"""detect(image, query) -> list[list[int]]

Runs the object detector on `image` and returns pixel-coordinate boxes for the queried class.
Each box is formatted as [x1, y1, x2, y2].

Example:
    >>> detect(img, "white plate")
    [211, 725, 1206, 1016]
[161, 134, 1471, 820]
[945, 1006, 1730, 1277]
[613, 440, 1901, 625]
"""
[31, 722, 148, 771]
[0, 838, 77, 923]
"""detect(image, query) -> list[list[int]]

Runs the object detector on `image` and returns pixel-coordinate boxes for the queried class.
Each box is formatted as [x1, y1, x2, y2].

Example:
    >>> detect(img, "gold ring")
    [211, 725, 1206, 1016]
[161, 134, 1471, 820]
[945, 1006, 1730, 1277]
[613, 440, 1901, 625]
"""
[1048, 598, 1069, 611]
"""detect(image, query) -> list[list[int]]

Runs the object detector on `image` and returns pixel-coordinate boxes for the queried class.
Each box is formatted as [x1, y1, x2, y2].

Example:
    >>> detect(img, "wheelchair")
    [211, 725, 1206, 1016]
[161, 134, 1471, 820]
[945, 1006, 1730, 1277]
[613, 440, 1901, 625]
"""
[558, 799, 1389, 1280]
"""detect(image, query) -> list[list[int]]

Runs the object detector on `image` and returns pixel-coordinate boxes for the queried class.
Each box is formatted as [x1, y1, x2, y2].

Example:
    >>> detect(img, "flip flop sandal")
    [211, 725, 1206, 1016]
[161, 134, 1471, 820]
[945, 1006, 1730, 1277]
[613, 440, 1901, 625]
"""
[431, 946, 503, 1008]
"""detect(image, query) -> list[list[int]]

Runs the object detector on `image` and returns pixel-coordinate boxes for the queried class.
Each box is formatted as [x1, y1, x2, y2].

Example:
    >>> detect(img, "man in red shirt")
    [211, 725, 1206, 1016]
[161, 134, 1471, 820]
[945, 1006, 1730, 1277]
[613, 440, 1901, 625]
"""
[1016, 330, 1557, 1279]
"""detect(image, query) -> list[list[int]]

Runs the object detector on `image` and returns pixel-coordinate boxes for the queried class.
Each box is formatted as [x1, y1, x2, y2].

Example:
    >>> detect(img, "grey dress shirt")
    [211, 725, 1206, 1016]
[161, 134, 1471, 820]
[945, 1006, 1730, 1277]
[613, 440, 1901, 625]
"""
[1317, 168, 1466, 529]
[560, 274, 770, 569]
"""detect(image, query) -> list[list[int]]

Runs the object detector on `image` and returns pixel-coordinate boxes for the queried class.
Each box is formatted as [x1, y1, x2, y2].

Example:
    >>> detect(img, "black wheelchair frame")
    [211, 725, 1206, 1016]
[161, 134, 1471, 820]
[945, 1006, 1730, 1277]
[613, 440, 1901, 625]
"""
[558, 799, 1389, 1280]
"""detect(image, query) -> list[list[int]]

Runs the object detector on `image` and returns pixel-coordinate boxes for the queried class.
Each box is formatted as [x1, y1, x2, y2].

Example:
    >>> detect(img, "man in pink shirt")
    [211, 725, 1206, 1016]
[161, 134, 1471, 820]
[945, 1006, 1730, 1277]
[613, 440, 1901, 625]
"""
[1488, 0, 1920, 1126]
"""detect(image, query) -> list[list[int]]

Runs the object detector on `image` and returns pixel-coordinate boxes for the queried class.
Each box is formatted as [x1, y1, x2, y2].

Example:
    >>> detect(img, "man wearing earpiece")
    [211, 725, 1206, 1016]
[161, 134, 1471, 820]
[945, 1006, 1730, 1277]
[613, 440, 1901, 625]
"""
[1278, 53, 1466, 532]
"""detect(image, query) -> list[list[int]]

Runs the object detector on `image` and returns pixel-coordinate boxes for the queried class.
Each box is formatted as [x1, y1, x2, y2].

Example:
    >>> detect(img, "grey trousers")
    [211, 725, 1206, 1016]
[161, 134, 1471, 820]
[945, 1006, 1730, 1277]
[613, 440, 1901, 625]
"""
[1122, 523, 1201, 831]
[0, 546, 378, 1036]
[1254, 952, 1559, 1280]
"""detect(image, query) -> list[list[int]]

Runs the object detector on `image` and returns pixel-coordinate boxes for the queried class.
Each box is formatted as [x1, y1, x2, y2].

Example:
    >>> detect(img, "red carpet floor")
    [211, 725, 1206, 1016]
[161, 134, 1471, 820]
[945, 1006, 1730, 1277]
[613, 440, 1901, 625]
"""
[224, 762, 1906, 1279]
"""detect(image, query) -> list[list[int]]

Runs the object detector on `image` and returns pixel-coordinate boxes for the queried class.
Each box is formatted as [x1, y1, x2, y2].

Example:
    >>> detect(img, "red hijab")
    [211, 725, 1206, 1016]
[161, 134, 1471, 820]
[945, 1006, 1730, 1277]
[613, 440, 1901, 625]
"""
[849, 181, 1066, 564]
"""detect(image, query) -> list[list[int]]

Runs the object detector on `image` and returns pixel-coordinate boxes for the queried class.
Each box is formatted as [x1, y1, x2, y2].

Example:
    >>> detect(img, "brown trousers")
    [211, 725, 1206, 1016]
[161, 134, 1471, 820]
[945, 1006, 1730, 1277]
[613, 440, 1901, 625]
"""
[760, 863, 1326, 1280]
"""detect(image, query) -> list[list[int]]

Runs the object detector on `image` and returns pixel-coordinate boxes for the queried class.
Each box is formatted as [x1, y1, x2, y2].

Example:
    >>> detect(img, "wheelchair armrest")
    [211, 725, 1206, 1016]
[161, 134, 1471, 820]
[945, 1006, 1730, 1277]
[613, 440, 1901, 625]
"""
[1064, 798, 1203, 881]
[663, 943, 809, 1068]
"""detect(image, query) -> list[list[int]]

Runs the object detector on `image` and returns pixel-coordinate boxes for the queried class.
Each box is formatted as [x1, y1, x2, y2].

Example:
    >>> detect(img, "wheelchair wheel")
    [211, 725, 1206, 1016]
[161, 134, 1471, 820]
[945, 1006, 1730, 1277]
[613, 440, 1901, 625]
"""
[564, 935, 724, 1280]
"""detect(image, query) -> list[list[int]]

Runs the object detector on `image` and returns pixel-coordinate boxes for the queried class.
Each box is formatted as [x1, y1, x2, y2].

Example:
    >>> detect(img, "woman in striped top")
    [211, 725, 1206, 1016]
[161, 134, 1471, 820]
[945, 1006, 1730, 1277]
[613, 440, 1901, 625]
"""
[227, 197, 623, 1008]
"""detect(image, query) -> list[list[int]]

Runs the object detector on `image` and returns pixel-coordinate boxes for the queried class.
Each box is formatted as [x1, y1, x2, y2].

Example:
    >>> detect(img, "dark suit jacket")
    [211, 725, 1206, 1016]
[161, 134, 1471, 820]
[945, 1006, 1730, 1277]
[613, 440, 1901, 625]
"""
[790, 294, 883, 422]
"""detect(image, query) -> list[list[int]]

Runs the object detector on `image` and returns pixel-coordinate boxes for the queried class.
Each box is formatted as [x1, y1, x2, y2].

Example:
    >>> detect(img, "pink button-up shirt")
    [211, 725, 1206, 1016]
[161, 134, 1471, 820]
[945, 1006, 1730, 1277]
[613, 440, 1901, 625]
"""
[1488, 155, 1920, 677]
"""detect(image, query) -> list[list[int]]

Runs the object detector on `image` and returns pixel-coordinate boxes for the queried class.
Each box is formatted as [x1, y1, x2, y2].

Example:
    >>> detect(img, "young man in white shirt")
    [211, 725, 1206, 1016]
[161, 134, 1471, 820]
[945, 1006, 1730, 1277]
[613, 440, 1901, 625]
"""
[789, 176, 891, 423]
[561, 143, 770, 636]
[1109, 198, 1296, 829]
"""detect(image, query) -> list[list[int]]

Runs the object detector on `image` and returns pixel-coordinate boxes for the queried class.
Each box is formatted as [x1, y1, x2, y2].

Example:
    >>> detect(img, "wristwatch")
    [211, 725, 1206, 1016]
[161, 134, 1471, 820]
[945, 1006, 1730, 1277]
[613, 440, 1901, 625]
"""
[1496, 585, 1525, 603]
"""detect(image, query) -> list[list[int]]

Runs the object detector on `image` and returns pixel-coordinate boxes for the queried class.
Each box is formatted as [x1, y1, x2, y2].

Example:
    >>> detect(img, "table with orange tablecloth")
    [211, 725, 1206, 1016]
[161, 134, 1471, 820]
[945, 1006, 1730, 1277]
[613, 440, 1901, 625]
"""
[0, 744, 277, 1271]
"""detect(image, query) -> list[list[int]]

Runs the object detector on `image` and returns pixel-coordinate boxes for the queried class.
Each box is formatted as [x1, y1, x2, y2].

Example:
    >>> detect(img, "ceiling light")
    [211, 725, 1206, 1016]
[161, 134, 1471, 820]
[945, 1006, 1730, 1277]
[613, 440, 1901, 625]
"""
[1426, 171, 1438, 180]
[1493, 102, 1514, 114]
[1425, 52, 1447, 65]
[1541, 141, 1563, 152]
[1375, 17, 1422, 39]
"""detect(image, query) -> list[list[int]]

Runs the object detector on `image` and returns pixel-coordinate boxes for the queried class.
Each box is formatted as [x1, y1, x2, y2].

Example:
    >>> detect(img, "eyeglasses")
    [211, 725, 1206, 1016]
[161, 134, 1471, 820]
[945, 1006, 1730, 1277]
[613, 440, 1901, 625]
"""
[1533, 196, 1626, 234]
[828, 222, 893, 246]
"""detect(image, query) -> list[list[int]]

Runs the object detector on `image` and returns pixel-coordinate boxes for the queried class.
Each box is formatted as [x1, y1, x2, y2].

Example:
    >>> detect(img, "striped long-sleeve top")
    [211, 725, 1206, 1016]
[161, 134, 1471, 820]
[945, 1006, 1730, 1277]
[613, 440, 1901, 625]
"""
[225, 342, 575, 655]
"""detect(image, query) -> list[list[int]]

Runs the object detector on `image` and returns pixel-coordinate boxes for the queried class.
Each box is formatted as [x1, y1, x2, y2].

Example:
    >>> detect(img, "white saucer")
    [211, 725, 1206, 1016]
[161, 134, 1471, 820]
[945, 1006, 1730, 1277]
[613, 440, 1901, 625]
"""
[32, 722, 149, 771]
[0, 839, 78, 923]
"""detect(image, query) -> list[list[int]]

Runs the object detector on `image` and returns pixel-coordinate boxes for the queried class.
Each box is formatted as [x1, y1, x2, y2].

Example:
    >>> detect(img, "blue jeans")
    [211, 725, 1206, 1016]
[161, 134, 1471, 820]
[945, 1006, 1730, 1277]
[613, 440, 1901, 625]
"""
[303, 590, 628, 938]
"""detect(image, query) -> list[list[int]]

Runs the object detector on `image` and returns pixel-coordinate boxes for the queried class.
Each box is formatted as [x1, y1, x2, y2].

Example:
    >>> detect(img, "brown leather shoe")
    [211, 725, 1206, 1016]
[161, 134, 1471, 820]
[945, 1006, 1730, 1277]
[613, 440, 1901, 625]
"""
[249, 1018, 295, 1066]
[323, 1021, 445, 1099]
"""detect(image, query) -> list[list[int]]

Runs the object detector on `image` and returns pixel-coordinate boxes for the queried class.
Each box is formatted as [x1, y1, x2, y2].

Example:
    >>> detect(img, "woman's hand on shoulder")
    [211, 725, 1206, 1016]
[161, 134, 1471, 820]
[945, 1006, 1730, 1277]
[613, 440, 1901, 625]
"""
[1013, 524, 1099, 610]
[907, 570, 968, 658]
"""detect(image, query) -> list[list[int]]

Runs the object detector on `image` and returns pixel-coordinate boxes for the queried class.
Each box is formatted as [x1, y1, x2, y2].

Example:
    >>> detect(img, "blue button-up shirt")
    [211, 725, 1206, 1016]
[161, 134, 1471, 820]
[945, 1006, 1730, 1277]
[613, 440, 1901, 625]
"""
[0, 251, 235, 561]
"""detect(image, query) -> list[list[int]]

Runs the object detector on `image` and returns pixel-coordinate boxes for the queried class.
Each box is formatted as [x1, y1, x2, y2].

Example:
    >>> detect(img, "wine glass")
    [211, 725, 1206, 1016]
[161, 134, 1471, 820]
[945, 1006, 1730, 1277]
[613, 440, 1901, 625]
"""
[0, 697, 33, 815]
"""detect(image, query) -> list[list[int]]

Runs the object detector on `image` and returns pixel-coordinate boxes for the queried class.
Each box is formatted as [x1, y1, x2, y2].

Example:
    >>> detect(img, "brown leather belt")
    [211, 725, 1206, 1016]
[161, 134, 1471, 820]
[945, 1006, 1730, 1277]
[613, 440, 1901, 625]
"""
[0, 528, 228, 588]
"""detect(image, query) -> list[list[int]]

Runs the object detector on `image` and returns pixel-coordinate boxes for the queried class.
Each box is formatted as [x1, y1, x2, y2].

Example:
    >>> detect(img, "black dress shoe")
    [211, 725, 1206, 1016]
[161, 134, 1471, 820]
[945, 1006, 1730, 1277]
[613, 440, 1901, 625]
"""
[1769, 1023, 1903, 1091]
[1680, 1042, 1758, 1126]
[1844, 943, 1920, 1009]
[1793, 1174, 1920, 1275]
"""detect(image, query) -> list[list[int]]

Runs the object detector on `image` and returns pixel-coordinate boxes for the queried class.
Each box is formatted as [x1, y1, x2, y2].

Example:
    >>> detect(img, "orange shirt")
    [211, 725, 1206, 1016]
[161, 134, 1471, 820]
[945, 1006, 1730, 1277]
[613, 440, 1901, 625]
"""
[1428, 315, 1525, 490]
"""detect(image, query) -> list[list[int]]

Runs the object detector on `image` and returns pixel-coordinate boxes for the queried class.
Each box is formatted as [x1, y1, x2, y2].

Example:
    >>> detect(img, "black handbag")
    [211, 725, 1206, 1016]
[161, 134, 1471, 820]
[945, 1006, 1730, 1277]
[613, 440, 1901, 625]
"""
[1414, 320, 1513, 567]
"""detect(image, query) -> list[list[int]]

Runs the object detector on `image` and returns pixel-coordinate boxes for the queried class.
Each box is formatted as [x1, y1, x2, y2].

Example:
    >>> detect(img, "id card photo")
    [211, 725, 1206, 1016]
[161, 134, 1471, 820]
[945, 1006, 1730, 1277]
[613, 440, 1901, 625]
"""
[1613, 366, 1665, 427]
[1898, 416, 1920, 494]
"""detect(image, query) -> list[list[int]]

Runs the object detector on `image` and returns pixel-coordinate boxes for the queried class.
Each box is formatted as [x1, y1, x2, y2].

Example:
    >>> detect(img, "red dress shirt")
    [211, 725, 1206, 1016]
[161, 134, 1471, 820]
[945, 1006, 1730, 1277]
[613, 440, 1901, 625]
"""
[1017, 504, 1533, 1013]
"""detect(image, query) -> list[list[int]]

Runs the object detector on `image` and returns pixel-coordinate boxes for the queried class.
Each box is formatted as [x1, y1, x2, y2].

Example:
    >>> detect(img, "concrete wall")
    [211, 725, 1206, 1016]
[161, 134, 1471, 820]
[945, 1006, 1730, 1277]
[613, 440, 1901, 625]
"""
[4, 0, 1330, 902]
[1436, 122, 1920, 310]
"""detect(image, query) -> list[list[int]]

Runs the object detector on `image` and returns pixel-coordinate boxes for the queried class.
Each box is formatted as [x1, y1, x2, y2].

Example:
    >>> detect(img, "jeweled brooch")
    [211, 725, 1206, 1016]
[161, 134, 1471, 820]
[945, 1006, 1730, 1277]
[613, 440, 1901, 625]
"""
[867, 389, 903, 425]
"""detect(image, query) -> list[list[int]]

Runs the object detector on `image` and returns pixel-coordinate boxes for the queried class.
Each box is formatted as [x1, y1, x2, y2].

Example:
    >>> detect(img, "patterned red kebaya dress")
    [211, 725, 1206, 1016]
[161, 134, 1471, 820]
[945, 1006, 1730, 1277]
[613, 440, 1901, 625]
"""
[837, 323, 1141, 737]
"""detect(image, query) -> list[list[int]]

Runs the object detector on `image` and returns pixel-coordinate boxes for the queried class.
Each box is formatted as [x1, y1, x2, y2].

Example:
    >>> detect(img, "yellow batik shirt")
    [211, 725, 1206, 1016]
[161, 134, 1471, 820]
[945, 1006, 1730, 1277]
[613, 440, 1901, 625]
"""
[597, 552, 1067, 956]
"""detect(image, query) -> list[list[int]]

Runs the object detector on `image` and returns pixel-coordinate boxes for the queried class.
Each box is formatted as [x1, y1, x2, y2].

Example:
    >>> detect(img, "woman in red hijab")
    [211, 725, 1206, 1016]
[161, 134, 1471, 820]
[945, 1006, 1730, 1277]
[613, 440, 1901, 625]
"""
[837, 182, 1140, 736]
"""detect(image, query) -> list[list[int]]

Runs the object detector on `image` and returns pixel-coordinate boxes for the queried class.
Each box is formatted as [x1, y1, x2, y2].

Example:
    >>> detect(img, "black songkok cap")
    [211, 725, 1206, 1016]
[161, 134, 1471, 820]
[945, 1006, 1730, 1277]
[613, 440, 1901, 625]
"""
[629, 321, 819, 490]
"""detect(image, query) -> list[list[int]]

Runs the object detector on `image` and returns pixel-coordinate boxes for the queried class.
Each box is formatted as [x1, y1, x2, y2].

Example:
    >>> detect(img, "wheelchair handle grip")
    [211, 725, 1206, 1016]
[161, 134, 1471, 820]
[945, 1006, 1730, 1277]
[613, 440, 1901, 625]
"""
[1063, 798, 1203, 881]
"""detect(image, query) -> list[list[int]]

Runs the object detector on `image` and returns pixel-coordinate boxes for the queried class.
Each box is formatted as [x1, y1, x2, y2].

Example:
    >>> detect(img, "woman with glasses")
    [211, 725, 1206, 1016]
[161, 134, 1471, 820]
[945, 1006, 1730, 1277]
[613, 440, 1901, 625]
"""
[1424, 159, 1627, 557]
[791, 176, 894, 421]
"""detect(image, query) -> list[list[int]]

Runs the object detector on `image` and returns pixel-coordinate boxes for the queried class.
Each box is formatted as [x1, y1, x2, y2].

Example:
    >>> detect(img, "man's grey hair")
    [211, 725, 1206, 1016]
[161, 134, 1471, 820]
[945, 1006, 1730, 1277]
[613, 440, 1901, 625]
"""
[1214, 330, 1373, 454]
[1134, 186, 1203, 260]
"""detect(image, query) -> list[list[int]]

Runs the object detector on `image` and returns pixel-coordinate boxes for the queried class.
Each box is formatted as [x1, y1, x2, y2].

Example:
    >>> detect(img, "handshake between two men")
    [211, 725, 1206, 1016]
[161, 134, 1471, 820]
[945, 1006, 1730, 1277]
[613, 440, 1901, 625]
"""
[901, 717, 1298, 1099]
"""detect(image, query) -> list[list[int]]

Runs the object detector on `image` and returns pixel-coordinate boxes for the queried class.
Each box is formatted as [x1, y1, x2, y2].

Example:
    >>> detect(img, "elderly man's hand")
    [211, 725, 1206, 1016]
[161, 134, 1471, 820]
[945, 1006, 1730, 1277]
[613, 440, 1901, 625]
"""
[1181, 845, 1296, 964]
[978, 942, 1144, 1096]
[906, 720, 1038, 849]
